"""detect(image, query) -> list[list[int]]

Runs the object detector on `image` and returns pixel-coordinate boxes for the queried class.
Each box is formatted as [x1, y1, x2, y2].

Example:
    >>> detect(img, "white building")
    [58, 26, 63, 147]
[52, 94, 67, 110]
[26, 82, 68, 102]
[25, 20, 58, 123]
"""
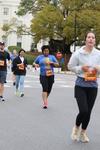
[0, 0, 34, 51]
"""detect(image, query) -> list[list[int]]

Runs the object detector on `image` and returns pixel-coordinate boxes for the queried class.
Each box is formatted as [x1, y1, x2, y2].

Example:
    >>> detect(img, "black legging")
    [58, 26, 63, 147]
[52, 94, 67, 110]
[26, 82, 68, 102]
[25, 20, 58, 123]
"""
[40, 75, 54, 95]
[75, 85, 97, 130]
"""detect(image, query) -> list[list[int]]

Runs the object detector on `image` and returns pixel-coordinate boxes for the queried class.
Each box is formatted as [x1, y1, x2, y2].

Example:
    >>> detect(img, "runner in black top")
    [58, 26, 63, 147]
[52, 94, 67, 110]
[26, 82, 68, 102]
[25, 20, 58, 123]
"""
[0, 42, 10, 101]
[12, 49, 27, 97]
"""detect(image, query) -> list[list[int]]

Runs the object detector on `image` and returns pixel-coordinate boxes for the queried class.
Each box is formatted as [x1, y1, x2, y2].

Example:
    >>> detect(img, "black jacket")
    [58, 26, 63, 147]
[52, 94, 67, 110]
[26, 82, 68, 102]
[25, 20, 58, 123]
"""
[12, 56, 27, 75]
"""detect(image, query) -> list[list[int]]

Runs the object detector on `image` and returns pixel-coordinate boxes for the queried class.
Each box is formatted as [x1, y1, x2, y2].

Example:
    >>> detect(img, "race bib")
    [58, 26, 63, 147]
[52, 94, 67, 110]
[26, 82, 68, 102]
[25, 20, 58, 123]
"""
[19, 64, 24, 70]
[84, 72, 97, 81]
[46, 69, 53, 77]
[0, 60, 4, 66]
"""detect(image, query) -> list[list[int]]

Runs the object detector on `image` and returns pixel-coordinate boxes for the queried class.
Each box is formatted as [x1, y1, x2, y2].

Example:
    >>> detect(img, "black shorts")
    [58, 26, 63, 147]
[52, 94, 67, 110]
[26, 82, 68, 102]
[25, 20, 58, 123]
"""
[40, 75, 54, 92]
[0, 71, 7, 84]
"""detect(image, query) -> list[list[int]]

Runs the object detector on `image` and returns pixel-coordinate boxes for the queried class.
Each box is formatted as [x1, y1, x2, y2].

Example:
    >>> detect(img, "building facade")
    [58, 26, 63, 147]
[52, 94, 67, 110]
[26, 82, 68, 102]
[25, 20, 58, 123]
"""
[0, 0, 33, 51]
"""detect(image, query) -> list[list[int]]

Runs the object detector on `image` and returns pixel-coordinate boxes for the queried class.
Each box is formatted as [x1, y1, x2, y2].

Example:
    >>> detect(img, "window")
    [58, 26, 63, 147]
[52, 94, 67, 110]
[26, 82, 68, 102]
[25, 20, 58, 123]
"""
[17, 36, 22, 48]
[3, 20, 8, 24]
[3, 8, 9, 15]
[17, 42, 21, 48]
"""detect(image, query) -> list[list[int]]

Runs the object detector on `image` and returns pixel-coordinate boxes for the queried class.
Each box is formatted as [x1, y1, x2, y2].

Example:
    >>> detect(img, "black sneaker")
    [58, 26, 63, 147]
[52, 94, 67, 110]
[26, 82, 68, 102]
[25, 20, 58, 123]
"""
[13, 82, 16, 86]
[20, 93, 24, 97]
[43, 105, 47, 109]
[0, 96, 5, 101]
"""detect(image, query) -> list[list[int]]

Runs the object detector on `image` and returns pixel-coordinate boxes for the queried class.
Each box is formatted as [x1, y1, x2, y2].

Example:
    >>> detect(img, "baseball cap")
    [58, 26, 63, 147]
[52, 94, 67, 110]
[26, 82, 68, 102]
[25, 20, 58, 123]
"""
[0, 42, 5, 45]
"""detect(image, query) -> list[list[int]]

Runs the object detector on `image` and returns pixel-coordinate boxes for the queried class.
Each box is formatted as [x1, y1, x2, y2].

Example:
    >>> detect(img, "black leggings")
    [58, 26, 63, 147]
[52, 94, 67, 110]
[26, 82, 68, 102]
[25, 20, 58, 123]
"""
[75, 85, 97, 130]
[40, 75, 54, 95]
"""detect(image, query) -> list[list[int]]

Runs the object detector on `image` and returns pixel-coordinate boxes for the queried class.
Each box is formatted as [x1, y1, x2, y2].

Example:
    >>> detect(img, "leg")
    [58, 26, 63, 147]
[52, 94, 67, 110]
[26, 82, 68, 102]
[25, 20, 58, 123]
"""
[15, 75, 20, 94]
[45, 75, 54, 107]
[0, 71, 7, 101]
[40, 75, 48, 108]
[42, 92, 48, 104]
[71, 86, 88, 141]
[12, 72, 16, 85]
[0, 83, 4, 97]
[80, 87, 97, 143]
[75, 86, 88, 127]
[81, 87, 97, 130]
[0, 83, 4, 95]
[47, 75, 54, 96]
[19, 75, 25, 96]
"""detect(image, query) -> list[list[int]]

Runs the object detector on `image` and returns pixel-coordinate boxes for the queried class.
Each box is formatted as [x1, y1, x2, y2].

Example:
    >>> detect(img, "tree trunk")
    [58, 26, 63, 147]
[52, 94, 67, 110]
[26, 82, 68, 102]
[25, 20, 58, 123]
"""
[64, 53, 71, 71]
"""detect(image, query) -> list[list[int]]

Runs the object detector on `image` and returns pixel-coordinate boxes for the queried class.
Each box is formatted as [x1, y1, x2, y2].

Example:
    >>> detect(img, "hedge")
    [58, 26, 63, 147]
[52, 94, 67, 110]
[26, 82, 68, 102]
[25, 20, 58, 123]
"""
[8, 46, 39, 65]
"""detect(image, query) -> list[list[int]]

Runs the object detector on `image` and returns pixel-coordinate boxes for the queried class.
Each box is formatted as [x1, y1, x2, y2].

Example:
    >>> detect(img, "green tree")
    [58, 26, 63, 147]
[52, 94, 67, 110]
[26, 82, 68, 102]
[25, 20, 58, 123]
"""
[17, 0, 51, 16]
[17, 0, 100, 53]
[2, 17, 34, 38]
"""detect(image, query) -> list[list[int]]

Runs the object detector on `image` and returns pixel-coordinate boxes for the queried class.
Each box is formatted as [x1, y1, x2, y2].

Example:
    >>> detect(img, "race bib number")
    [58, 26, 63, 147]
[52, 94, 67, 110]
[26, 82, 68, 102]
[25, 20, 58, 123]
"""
[0, 60, 4, 66]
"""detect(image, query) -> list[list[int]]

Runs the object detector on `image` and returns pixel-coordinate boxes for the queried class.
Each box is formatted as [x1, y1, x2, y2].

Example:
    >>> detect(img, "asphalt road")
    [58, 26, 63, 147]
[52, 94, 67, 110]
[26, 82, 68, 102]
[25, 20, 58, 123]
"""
[0, 69, 100, 150]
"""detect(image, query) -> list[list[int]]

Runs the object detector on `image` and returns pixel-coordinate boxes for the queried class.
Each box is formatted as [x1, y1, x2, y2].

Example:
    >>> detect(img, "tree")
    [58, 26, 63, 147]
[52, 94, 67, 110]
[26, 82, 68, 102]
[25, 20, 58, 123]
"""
[31, 1, 100, 51]
[17, 0, 52, 16]
[2, 17, 34, 40]
[17, 0, 100, 53]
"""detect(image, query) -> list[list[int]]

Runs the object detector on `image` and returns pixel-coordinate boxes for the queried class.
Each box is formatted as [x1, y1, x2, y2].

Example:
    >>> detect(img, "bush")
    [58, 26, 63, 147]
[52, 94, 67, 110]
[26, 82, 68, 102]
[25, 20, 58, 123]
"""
[8, 46, 21, 53]
[25, 53, 36, 65]
[8, 46, 40, 65]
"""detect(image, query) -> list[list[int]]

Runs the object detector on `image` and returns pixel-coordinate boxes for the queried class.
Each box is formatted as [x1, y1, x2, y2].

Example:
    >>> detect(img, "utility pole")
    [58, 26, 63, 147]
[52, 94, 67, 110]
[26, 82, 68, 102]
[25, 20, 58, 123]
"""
[74, 11, 77, 51]
[74, 0, 77, 51]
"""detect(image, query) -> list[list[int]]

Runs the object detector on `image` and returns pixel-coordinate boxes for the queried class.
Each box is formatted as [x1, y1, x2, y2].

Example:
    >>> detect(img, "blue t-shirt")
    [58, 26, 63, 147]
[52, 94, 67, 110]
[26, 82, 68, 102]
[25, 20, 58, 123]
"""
[34, 55, 58, 76]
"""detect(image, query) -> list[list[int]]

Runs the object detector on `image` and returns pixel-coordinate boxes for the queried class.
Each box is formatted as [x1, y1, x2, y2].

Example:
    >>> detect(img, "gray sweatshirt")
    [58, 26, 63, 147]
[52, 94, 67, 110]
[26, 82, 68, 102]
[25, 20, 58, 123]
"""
[68, 46, 100, 78]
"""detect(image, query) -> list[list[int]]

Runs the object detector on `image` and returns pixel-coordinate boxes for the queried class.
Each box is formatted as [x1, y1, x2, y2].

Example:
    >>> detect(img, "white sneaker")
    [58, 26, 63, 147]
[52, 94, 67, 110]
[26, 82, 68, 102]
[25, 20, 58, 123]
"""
[71, 126, 80, 141]
[15, 90, 20, 96]
[80, 130, 89, 143]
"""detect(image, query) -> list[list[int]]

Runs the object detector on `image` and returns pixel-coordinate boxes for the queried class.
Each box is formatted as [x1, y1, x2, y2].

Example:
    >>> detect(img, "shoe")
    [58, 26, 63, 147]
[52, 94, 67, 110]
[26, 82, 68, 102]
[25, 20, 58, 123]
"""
[71, 126, 80, 141]
[43, 105, 47, 109]
[80, 130, 89, 143]
[0, 96, 5, 101]
[13, 82, 16, 86]
[43, 100, 48, 109]
[20, 93, 24, 97]
[15, 90, 20, 96]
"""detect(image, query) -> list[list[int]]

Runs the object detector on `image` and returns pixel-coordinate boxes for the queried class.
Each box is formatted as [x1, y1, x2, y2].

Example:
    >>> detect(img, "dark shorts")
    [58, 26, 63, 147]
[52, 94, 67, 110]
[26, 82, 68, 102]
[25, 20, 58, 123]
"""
[0, 71, 7, 84]
[40, 75, 54, 92]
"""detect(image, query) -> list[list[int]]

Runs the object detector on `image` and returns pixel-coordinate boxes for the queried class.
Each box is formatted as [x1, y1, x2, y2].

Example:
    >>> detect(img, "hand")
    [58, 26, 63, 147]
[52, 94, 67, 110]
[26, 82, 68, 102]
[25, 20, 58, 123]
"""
[48, 61, 54, 65]
[34, 64, 39, 68]
[94, 66, 100, 72]
[17, 63, 23, 67]
[82, 65, 89, 72]
[91, 69, 97, 74]
[89, 68, 97, 74]
[45, 61, 52, 65]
